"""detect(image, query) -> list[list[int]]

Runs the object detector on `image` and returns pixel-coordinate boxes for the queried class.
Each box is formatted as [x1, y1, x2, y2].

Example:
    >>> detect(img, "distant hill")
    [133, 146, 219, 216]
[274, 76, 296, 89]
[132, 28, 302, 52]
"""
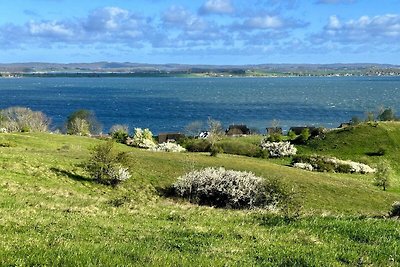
[1, 62, 400, 77]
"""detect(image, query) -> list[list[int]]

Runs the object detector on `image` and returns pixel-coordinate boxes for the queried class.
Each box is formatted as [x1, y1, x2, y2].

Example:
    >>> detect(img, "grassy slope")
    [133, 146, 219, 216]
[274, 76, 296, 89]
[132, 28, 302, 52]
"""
[0, 132, 400, 266]
[299, 122, 400, 190]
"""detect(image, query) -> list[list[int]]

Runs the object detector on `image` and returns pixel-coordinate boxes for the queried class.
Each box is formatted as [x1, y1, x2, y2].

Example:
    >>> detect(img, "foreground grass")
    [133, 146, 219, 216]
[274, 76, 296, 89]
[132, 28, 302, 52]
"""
[1, 132, 400, 265]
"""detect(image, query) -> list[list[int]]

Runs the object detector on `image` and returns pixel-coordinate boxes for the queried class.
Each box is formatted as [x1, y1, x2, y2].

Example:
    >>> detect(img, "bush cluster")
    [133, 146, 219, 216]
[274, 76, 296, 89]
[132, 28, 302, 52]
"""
[0, 107, 50, 133]
[180, 138, 211, 152]
[292, 155, 375, 174]
[261, 141, 297, 157]
[173, 167, 288, 209]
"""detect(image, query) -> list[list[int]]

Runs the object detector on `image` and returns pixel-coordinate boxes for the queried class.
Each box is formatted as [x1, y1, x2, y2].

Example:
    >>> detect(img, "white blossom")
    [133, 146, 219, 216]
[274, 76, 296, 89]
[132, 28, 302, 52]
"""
[261, 141, 297, 157]
[293, 162, 314, 171]
[150, 142, 186, 152]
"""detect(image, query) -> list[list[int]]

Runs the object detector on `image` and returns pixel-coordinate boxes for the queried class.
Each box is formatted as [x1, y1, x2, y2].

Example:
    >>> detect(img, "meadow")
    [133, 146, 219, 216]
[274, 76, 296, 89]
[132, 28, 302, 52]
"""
[1, 122, 400, 266]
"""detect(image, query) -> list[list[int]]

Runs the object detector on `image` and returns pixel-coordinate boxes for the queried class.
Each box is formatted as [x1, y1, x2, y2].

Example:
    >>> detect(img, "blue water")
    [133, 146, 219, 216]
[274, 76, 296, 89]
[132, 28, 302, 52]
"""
[1, 76, 400, 134]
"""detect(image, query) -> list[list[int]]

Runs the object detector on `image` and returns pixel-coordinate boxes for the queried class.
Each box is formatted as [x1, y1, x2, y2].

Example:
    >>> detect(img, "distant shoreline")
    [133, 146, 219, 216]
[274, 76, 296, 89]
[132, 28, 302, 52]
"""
[1, 72, 400, 78]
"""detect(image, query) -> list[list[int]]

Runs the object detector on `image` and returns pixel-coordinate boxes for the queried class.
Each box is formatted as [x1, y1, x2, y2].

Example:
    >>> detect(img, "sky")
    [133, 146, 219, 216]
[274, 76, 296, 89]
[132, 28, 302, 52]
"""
[0, 0, 399, 65]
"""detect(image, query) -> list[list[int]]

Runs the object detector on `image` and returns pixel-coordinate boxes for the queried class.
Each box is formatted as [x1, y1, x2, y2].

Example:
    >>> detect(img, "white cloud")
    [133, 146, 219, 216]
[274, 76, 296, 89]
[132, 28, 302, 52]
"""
[199, 0, 234, 15]
[245, 16, 284, 29]
[320, 14, 400, 43]
[28, 21, 74, 39]
[327, 15, 341, 29]
[162, 5, 208, 31]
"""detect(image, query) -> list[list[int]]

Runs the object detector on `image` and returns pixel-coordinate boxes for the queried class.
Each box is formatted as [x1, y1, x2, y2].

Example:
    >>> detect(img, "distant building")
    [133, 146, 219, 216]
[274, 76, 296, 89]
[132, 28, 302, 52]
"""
[158, 133, 185, 143]
[225, 124, 251, 136]
[198, 131, 209, 139]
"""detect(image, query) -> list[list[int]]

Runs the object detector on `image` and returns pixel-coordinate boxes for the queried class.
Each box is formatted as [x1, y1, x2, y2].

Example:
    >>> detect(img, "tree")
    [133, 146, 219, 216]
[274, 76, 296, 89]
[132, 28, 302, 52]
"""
[365, 111, 375, 122]
[69, 118, 90, 136]
[207, 118, 224, 156]
[377, 108, 395, 121]
[374, 161, 390, 191]
[66, 109, 102, 135]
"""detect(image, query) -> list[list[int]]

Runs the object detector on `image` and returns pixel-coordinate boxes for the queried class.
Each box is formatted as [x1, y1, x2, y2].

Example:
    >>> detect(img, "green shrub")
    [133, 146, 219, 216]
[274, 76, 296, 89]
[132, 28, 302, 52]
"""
[84, 141, 131, 186]
[181, 138, 211, 152]
[296, 128, 311, 144]
[287, 130, 297, 141]
[219, 141, 260, 157]
[110, 124, 129, 144]
[336, 163, 352, 173]
[173, 167, 290, 209]
[266, 133, 283, 142]
[210, 144, 223, 157]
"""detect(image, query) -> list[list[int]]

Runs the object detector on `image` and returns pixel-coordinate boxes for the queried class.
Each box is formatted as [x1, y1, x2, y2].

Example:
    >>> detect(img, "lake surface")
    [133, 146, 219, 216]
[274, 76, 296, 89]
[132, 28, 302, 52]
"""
[1, 76, 400, 134]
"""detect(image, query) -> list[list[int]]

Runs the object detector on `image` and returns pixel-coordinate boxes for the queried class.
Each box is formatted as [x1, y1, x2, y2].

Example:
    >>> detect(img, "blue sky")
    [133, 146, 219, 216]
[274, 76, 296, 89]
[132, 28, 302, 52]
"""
[0, 0, 399, 64]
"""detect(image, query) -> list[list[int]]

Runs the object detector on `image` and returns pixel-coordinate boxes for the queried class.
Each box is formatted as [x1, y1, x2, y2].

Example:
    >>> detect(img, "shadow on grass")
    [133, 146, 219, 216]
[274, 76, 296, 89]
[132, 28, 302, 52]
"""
[50, 167, 95, 183]
[155, 185, 176, 198]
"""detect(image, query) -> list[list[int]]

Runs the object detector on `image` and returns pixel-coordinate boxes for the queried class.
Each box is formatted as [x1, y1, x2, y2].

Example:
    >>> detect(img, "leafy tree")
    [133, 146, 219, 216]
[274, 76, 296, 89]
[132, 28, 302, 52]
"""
[66, 109, 102, 135]
[374, 161, 390, 191]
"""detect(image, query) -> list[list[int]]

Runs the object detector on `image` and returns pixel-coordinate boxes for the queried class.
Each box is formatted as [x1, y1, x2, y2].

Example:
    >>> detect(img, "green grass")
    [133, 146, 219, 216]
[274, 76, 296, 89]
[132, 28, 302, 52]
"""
[1, 132, 400, 265]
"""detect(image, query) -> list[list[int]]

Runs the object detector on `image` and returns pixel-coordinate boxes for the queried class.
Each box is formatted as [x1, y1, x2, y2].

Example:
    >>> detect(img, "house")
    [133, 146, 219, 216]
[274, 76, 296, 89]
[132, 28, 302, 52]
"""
[158, 133, 185, 143]
[266, 127, 283, 135]
[225, 124, 251, 136]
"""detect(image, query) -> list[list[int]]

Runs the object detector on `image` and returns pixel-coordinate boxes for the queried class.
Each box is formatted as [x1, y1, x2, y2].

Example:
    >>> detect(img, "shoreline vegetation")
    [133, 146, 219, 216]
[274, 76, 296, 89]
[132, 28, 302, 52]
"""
[1, 62, 400, 78]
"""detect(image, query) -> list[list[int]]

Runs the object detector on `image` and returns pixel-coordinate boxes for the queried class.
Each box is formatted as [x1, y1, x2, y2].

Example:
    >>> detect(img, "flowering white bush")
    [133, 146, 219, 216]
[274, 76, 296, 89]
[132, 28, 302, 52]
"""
[173, 167, 287, 209]
[325, 157, 376, 174]
[0, 128, 7, 133]
[293, 162, 314, 171]
[106, 165, 131, 183]
[292, 155, 375, 174]
[131, 128, 156, 149]
[261, 141, 297, 157]
[151, 142, 186, 152]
